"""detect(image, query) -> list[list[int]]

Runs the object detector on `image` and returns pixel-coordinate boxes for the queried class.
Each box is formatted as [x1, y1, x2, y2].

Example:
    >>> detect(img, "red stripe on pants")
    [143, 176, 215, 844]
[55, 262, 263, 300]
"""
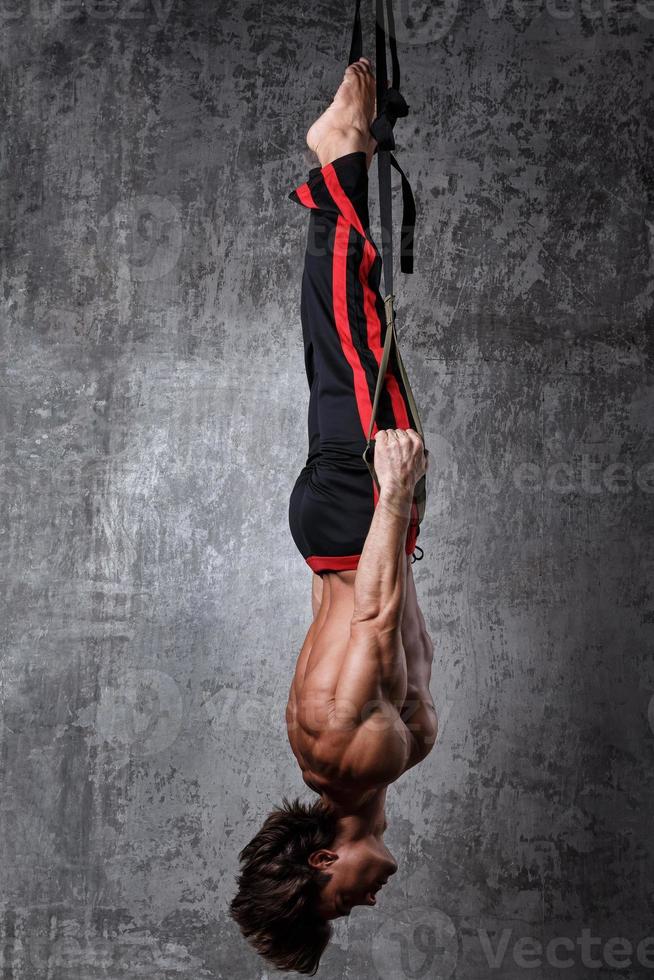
[323, 163, 412, 431]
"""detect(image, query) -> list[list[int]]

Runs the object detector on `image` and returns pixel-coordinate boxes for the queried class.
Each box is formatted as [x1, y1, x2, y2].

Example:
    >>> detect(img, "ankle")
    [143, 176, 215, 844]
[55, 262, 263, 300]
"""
[315, 125, 371, 167]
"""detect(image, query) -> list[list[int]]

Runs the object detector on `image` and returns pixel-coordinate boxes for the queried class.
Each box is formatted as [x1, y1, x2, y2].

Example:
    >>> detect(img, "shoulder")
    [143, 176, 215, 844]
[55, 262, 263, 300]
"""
[302, 708, 410, 791]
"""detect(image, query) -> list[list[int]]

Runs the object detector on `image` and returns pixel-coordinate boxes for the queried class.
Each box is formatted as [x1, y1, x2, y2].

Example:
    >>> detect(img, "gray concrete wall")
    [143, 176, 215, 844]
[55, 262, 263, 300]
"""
[1, 0, 653, 977]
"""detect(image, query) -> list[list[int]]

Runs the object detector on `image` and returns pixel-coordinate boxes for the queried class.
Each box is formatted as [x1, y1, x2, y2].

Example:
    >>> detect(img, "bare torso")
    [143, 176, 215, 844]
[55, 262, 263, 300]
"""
[286, 561, 437, 807]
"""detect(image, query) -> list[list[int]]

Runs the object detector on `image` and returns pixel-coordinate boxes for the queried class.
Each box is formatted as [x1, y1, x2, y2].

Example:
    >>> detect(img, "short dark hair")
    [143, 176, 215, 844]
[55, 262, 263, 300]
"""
[229, 796, 338, 974]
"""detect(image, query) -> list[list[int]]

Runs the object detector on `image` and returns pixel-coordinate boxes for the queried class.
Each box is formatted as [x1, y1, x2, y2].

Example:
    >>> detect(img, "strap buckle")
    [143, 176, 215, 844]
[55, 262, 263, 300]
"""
[370, 87, 410, 152]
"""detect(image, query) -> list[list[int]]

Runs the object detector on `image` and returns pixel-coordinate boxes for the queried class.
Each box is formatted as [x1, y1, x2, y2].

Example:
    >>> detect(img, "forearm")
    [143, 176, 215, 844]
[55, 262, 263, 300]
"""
[352, 488, 412, 626]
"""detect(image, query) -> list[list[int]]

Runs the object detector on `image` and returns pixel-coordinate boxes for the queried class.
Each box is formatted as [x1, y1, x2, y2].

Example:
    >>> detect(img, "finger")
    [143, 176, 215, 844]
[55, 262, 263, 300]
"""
[413, 434, 428, 459]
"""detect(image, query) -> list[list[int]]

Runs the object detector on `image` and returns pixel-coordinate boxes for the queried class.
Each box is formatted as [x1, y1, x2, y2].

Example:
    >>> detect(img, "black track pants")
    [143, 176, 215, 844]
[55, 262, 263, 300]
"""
[288, 151, 420, 574]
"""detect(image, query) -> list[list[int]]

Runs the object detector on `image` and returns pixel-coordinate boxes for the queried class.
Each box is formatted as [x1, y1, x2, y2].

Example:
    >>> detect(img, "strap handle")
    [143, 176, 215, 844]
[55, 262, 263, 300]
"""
[365, 294, 398, 448]
[362, 294, 427, 524]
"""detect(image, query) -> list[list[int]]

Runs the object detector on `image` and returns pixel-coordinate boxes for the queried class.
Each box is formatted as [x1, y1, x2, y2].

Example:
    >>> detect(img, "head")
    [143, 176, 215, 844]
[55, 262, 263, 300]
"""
[308, 816, 398, 919]
[229, 797, 338, 974]
[230, 797, 398, 973]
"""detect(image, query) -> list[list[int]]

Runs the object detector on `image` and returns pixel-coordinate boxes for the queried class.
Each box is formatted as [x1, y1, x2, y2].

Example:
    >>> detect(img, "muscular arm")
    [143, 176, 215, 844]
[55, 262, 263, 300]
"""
[333, 487, 412, 710]
[352, 490, 411, 625]
[319, 431, 428, 785]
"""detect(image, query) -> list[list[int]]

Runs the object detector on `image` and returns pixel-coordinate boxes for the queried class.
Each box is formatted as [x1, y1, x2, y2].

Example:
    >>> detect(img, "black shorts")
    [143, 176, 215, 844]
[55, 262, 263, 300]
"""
[288, 151, 421, 574]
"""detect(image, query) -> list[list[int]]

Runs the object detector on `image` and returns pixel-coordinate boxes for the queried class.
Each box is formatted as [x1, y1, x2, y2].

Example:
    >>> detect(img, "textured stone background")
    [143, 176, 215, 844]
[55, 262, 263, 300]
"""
[1, 0, 653, 977]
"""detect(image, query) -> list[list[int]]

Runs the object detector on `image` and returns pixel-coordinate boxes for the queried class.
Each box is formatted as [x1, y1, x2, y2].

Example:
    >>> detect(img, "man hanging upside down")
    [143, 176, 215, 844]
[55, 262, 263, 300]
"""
[230, 57, 437, 974]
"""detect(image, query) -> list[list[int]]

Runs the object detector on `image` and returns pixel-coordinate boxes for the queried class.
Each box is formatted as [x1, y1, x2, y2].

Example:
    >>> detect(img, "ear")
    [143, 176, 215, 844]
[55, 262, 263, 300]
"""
[308, 849, 338, 871]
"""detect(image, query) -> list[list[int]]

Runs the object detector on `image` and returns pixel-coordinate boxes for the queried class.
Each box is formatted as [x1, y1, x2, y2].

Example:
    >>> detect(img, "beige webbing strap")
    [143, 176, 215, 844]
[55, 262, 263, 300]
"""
[362, 293, 427, 523]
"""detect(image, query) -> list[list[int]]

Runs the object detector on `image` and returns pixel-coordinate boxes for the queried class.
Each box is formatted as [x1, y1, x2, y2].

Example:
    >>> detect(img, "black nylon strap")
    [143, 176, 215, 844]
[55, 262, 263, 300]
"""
[376, 0, 393, 295]
[348, 0, 362, 64]
[378, 149, 394, 296]
[390, 153, 415, 274]
[385, 0, 401, 91]
[349, 2, 414, 275]
[375, 0, 388, 114]
[346, 0, 426, 532]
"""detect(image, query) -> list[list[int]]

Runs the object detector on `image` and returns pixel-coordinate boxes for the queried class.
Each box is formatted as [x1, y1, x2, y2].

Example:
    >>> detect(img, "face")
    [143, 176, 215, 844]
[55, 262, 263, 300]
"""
[313, 834, 398, 919]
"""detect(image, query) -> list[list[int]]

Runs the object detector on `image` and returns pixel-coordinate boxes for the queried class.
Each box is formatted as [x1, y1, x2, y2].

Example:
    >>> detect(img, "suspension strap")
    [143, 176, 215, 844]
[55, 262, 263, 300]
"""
[349, 0, 415, 275]
[348, 0, 427, 526]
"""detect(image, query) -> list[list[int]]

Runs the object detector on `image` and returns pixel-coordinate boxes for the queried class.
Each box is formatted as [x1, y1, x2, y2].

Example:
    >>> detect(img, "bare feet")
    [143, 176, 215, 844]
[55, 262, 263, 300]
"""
[306, 57, 378, 169]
